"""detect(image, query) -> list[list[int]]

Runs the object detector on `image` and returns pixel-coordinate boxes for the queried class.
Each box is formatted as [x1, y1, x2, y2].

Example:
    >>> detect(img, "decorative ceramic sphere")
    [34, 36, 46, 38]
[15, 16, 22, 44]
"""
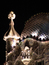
[8, 11, 16, 20]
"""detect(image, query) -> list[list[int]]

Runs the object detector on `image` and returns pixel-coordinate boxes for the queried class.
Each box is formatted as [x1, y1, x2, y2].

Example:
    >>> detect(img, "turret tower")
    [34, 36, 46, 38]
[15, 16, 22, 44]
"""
[3, 11, 20, 53]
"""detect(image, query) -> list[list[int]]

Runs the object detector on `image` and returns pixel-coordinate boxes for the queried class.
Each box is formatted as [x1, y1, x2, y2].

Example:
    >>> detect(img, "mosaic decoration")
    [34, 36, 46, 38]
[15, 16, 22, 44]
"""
[3, 12, 49, 65]
[21, 13, 49, 41]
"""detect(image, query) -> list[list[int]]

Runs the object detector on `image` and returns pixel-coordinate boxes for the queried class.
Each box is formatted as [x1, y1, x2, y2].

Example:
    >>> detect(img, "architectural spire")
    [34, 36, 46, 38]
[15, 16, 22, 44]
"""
[3, 11, 20, 41]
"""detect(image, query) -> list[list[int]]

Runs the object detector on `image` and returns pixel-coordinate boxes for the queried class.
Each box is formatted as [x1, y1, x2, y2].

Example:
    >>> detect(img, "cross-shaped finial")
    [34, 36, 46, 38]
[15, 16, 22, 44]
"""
[8, 11, 16, 22]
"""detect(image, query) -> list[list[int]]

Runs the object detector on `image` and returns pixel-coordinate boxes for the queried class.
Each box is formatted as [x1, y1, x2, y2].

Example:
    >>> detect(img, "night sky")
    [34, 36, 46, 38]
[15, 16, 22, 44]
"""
[0, 1, 49, 64]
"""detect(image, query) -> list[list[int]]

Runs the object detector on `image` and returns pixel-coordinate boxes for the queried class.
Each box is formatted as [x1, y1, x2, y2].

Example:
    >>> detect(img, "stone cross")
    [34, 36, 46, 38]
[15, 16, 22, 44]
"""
[8, 11, 16, 23]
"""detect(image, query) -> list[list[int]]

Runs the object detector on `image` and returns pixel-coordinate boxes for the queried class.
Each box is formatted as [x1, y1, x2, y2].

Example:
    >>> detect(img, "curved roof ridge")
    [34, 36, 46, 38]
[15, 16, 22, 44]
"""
[21, 12, 49, 39]
[24, 12, 48, 26]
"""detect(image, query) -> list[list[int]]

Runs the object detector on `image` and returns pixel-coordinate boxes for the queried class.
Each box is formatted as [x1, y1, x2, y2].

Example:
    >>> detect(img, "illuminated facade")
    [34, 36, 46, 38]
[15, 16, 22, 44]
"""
[3, 12, 49, 65]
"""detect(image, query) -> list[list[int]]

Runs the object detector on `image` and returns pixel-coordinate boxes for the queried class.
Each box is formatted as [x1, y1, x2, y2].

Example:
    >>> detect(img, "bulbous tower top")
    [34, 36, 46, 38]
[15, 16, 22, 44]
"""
[3, 11, 20, 41]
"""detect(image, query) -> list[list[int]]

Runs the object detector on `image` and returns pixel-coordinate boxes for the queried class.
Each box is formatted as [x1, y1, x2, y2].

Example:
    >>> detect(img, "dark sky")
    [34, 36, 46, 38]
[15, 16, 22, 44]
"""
[0, 1, 49, 64]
